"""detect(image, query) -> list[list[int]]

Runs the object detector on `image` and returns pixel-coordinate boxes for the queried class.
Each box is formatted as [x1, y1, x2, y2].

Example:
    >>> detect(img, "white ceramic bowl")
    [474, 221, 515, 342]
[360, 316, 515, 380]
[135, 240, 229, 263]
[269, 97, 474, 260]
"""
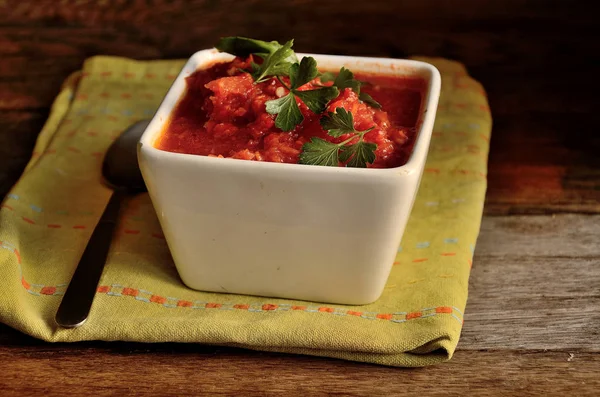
[138, 49, 440, 305]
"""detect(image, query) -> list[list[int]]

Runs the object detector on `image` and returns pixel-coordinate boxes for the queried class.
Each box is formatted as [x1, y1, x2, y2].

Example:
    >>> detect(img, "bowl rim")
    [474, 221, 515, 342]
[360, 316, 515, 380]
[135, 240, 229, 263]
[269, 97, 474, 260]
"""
[139, 49, 441, 177]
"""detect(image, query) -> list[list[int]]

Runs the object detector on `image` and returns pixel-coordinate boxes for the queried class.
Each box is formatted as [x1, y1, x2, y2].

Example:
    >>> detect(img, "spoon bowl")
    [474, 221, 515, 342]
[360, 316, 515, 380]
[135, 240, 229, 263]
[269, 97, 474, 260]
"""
[103, 119, 150, 191]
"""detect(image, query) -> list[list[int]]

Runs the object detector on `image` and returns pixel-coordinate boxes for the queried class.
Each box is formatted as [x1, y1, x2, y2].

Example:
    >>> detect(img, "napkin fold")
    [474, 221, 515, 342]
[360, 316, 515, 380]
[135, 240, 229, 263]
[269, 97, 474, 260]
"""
[0, 56, 490, 367]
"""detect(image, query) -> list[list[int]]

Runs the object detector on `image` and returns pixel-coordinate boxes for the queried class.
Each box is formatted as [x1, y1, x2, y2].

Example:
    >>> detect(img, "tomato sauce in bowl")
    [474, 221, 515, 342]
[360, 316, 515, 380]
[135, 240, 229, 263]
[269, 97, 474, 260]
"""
[139, 47, 441, 304]
[155, 57, 426, 168]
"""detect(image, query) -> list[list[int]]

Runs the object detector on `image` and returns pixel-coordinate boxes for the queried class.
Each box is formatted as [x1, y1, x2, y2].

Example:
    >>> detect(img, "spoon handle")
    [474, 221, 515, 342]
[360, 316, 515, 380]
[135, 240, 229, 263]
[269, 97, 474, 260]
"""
[55, 190, 123, 328]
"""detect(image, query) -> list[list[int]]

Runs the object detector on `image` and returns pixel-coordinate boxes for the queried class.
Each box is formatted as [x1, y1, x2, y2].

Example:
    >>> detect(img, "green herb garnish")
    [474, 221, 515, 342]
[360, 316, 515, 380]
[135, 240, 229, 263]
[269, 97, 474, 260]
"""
[318, 69, 381, 108]
[318, 71, 336, 83]
[265, 57, 339, 131]
[332, 67, 361, 92]
[340, 138, 377, 168]
[216, 37, 298, 63]
[300, 108, 376, 168]
[251, 40, 296, 83]
[265, 93, 303, 132]
[319, 106, 358, 137]
[358, 92, 382, 109]
[297, 137, 342, 167]
[215, 37, 380, 166]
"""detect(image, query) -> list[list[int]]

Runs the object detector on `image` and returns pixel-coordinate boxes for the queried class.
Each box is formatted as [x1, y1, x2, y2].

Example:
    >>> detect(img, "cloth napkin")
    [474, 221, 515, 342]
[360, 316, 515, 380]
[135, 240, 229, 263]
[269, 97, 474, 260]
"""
[0, 56, 490, 367]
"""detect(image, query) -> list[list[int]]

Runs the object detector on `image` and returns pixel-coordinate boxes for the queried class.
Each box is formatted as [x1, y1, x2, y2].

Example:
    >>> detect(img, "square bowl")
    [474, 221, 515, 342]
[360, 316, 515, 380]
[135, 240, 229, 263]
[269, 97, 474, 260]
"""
[138, 49, 441, 305]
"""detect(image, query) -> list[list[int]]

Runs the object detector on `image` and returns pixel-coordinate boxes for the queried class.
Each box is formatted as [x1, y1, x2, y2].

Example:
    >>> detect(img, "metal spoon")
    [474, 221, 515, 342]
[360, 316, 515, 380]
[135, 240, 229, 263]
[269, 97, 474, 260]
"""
[55, 119, 151, 328]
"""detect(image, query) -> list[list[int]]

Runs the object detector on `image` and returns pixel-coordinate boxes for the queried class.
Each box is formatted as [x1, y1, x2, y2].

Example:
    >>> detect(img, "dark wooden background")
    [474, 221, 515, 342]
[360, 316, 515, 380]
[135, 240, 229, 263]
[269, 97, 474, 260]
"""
[1, 0, 599, 395]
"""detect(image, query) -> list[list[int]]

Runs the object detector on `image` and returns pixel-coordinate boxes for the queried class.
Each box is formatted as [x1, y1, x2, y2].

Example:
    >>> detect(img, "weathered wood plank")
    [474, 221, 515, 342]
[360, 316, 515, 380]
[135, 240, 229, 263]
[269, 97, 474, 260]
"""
[476, 214, 600, 257]
[0, 0, 598, 212]
[461, 215, 600, 350]
[0, 342, 597, 396]
[463, 256, 600, 350]
[485, 113, 600, 215]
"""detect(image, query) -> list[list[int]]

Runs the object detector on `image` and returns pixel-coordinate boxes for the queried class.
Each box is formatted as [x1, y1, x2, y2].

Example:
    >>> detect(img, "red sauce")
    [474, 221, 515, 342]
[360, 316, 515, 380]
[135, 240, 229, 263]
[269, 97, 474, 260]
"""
[156, 57, 426, 168]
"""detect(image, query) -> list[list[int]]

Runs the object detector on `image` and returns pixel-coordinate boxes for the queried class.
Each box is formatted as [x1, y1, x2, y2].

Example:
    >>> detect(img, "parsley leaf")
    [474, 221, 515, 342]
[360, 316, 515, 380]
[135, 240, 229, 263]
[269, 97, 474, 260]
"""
[339, 141, 377, 168]
[320, 107, 375, 138]
[216, 37, 298, 63]
[319, 107, 355, 137]
[252, 40, 295, 83]
[333, 67, 361, 92]
[216, 36, 383, 167]
[265, 56, 340, 130]
[299, 138, 341, 167]
[216, 37, 280, 57]
[359, 92, 382, 109]
[289, 57, 339, 114]
[294, 87, 339, 114]
[321, 67, 382, 109]
[300, 107, 377, 168]
[249, 61, 260, 75]
[290, 56, 319, 89]
[319, 71, 336, 83]
[265, 93, 303, 131]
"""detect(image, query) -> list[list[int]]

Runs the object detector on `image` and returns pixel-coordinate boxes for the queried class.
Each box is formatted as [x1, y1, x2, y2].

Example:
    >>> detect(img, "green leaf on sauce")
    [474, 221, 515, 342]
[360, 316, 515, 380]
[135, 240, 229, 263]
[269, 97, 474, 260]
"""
[265, 93, 303, 132]
[290, 57, 319, 89]
[319, 107, 356, 137]
[294, 86, 339, 114]
[252, 40, 296, 83]
[359, 92, 382, 109]
[333, 67, 361, 93]
[319, 71, 336, 83]
[339, 140, 377, 168]
[216, 37, 298, 63]
[265, 58, 339, 130]
[301, 107, 377, 168]
[299, 137, 341, 167]
[216, 36, 380, 167]
[321, 67, 382, 109]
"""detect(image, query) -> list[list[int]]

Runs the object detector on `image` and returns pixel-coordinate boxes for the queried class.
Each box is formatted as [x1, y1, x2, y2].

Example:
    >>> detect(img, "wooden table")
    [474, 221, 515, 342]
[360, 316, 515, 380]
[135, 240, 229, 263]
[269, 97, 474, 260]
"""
[1, 1, 598, 395]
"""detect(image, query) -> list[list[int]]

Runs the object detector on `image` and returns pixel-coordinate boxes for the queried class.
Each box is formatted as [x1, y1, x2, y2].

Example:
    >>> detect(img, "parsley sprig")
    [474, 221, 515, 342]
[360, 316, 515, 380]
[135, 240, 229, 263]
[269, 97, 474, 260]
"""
[300, 108, 376, 168]
[265, 57, 339, 131]
[251, 40, 296, 83]
[323, 67, 381, 109]
[216, 36, 381, 167]
[216, 36, 298, 64]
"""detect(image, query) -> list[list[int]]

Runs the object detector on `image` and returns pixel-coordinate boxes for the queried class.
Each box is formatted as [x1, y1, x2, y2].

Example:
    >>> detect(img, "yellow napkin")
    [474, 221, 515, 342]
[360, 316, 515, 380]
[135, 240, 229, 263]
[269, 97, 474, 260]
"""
[0, 56, 490, 367]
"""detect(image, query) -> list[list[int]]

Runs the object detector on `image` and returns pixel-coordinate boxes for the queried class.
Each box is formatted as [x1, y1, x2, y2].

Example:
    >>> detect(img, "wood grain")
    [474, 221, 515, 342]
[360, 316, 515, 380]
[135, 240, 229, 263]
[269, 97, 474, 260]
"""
[464, 216, 600, 350]
[0, 338, 598, 396]
[1, 0, 599, 394]
[476, 214, 600, 258]
[0, 0, 598, 212]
